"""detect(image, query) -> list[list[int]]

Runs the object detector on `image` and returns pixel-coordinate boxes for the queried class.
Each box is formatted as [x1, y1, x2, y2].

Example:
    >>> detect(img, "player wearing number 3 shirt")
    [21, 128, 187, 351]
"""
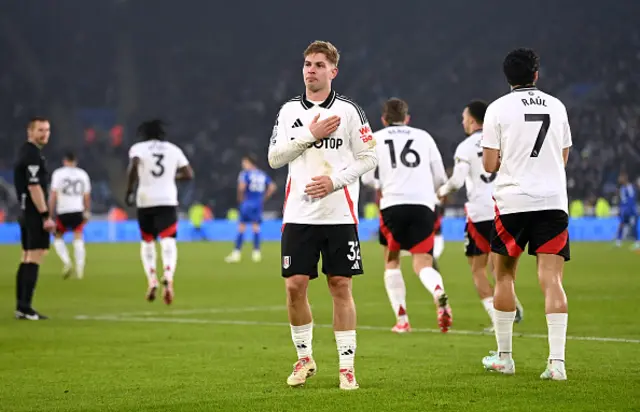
[480, 49, 572, 381]
[126, 120, 194, 306]
[49, 152, 91, 279]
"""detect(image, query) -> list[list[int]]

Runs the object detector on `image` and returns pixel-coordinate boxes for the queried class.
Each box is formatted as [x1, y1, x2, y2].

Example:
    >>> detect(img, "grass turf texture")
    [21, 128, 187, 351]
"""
[1, 241, 639, 412]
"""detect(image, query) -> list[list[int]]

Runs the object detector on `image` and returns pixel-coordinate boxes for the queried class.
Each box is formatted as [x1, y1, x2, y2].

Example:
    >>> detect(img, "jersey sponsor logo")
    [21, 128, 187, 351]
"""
[359, 126, 373, 143]
[290, 137, 344, 150]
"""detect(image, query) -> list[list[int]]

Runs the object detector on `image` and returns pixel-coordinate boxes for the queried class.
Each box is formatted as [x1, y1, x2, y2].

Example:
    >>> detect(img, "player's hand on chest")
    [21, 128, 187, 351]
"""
[290, 110, 347, 151]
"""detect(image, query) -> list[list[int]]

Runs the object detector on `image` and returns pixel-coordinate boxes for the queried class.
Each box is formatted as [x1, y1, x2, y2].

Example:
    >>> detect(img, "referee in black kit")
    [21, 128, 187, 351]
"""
[13, 117, 56, 320]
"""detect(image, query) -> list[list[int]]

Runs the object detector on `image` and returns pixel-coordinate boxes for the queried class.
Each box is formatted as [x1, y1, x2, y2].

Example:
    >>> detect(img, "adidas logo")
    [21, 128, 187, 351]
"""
[351, 261, 360, 270]
[291, 119, 303, 128]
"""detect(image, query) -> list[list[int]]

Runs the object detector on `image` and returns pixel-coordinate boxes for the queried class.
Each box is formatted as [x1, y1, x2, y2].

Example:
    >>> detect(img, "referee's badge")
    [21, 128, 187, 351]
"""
[283, 256, 291, 269]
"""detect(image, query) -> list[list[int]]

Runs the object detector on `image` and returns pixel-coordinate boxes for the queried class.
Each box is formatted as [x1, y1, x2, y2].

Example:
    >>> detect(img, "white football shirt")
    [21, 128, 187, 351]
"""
[128, 140, 189, 208]
[268, 90, 378, 225]
[481, 87, 572, 214]
[50, 166, 91, 214]
[453, 131, 495, 222]
[374, 125, 446, 211]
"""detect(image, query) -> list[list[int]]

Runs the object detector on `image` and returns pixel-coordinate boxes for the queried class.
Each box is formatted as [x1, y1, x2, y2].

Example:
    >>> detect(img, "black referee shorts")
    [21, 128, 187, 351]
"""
[19, 215, 50, 251]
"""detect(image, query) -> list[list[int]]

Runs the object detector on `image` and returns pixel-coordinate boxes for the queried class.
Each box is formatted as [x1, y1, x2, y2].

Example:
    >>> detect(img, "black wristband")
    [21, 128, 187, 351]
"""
[41, 211, 49, 219]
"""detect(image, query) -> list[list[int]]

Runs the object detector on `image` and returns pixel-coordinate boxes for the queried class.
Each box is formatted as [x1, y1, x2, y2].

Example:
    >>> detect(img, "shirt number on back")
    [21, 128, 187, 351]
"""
[525, 113, 550, 157]
[61, 179, 85, 196]
[384, 139, 421, 168]
[151, 153, 165, 177]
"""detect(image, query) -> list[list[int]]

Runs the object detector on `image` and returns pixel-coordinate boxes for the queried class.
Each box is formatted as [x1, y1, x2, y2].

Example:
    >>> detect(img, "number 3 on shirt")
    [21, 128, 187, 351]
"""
[151, 153, 165, 177]
[525, 113, 550, 157]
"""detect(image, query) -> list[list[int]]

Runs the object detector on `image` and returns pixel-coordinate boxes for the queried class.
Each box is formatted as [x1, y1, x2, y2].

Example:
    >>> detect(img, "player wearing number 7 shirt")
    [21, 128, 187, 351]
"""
[364, 98, 452, 334]
[125, 120, 194, 305]
[436, 101, 524, 332]
[480, 49, 572, 381]
[49, 152, 91, 279]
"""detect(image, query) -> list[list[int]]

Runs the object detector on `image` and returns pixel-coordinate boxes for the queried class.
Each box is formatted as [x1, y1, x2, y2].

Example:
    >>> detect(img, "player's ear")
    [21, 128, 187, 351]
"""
[380, 116, 387, 127]
[404, 115, 411, 125]
[534, 71, 539, 83]
[330, 66, 338, 80]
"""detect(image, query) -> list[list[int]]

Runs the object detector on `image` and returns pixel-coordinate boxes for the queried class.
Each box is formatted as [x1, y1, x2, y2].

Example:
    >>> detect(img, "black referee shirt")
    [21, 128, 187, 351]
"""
[14, 141, 48, 217]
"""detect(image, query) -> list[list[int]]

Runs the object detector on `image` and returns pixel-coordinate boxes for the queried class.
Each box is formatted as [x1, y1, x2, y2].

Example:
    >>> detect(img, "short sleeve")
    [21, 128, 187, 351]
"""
[562, 106, 572, 149]
[24, 146, 42, 185]
[83, 171, 92, 193]
[481, 104, 500, 150]
[176, 147, 189, 168]
[129, 144, 141, 159]
[50, 170, 61, 191]
[237, 171, 247, 184]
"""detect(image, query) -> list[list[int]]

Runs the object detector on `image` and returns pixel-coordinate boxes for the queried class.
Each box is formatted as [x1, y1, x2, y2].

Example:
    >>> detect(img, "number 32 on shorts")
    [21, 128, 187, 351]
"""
[347, 241, 361, 261]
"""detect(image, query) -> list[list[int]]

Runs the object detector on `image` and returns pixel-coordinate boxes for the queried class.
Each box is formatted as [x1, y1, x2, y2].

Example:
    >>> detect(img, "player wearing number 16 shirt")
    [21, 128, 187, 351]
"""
[49, 152, 91, 279]
[126, 120, 194, 306]
[368, 98, 452, 334]
[480, 49, 572, 381]
[436, 101, 524, 332]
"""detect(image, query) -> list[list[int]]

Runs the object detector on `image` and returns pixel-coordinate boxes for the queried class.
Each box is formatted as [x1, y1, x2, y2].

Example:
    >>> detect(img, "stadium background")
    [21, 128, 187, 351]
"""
[1, 1, 640, 411]
[0, 0, 638, 237]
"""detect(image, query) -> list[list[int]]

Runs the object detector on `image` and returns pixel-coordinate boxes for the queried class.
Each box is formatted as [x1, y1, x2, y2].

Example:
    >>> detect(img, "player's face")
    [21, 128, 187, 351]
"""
[28, 121, 51, 146]
[303, 53, 337, 93]
[461, 108, 473, 136]
[619, 174, 628, 185]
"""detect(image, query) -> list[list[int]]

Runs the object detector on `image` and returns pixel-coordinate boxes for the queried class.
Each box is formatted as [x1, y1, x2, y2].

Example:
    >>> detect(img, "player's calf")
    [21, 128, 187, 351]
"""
[73, 236, 86, 279]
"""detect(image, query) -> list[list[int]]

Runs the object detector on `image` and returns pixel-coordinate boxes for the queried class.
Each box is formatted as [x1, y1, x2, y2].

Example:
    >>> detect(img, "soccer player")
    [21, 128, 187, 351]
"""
[371, 98, 452, 334]
[49, 152, 91, 279]
[437, 100, 524, 330]
[125, 120, 194, 305]
[480, 49, 571, 380]
[615, 172, 638, 250]
[268, 40, 377, 390]
[14, 117, 55, 320]
[432, 202, 445, 263]
[225, 154, 276, 263]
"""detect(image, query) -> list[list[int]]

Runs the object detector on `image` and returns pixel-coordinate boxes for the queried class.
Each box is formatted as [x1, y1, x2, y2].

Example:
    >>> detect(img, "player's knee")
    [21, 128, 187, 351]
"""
[285, 277, 308, 301]
[25, 250, 45, 264]
[327, 276, 352, 299]
[412, 253, 432, 274]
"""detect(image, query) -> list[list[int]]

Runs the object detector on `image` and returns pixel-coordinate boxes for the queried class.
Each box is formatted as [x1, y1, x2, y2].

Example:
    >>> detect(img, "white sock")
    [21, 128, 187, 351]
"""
[290, 323, 313, 359]
[53, 238, 71, 267]
[73, 239, 86, 276]
[160, 237, 177, 282]
[546, 313, 568, 362]
[482, 297, 495, 324]
[335, 330, 356, 370]
[494, 310, 516, 358]
[418, 266, 445, 299]
[384, 269, 408, 323]
[140, 241, 157, 286]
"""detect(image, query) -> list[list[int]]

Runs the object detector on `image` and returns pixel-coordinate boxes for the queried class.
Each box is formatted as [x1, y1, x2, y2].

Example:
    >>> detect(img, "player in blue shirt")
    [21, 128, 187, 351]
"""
[225, 154, 276, 263]
[615, 172, 639, 250]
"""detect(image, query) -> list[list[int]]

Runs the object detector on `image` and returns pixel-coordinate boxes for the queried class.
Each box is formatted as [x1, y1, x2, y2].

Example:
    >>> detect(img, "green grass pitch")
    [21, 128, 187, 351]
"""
[1, 241, 639, 412]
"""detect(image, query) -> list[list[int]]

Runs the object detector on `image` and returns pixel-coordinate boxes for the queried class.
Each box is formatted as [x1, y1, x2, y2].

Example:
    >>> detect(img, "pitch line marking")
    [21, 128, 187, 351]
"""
[73, 315, 640, 344]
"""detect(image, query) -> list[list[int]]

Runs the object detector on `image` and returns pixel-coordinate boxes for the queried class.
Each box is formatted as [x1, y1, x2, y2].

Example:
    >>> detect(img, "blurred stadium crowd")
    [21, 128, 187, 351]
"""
[0, 1, 638, 220]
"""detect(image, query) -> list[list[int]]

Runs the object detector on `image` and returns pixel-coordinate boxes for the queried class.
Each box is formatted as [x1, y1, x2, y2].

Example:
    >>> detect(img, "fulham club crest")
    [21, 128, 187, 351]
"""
[282, 256, 291, 269]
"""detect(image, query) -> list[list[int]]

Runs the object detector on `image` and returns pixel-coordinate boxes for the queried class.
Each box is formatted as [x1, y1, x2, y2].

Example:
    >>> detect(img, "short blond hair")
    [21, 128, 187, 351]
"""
[303, 40, 340, 67]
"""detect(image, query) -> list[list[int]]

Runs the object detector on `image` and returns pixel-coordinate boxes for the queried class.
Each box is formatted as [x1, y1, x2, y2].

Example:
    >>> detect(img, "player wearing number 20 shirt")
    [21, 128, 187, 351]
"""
[126, 120, 193, 305]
